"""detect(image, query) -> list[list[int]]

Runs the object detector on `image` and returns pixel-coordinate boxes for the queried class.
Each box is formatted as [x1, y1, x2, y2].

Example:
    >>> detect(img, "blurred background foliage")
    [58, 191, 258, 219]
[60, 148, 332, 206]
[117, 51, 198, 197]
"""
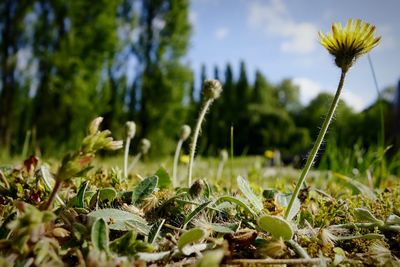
[1, 0, 399, 167]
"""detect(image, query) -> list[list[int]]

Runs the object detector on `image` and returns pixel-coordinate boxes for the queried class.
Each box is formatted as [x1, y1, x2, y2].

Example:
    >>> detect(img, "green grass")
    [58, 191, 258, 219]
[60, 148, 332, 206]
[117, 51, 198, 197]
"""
[1, 152, 399, 266]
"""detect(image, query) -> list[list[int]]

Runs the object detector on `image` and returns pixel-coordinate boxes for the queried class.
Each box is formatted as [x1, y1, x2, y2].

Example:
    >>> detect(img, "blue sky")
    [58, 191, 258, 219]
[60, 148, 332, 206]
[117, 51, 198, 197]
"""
[187, 0, 400, 111]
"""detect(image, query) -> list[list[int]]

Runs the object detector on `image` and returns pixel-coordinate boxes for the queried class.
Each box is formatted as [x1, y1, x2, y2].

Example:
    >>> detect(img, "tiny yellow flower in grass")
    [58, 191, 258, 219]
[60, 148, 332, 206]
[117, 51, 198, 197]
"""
[180, 154, 190, 164]
[319, 19, 381, 71]
[264, 150, 274, 159]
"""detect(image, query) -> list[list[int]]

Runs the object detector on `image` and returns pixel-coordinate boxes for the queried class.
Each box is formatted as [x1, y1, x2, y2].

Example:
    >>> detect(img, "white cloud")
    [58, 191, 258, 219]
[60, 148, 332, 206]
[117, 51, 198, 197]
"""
[215, 27, 230, 41]
[293, 77, 322, 104]
[341, 91, 366, 112]
[293, 77, 366, 111]
[375, 25, 396, 51]
[248, 0, 318, 54]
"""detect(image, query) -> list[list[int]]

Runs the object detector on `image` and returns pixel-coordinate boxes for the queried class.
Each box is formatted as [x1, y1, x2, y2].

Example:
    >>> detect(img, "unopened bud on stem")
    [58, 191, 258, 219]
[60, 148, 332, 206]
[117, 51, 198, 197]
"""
[203, 79, 222, 101]
[139, 139, 151, 155]
[126, 121, 136, 139]
[180, 125, 191, 141]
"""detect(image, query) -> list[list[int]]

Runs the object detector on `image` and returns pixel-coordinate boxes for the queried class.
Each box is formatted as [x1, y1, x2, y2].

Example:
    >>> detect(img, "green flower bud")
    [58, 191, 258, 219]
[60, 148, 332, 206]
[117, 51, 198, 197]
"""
[203, 79, 222, 101]
[88, 117, 103, 135]
[220, 149, 228, 162]
[180, 125, 191, 141]
[139, 138, 151, 155]
[126, 121, 136, 139]
[189, 179, 205, 198]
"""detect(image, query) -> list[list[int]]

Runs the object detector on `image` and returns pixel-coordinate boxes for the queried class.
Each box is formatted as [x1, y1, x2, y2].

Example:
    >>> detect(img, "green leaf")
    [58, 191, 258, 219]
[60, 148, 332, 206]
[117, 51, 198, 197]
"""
[237, 176, 263, 212]
[132, 175, 158, 204]
[76, 181, 89, 208]
[137, 251, 170, 262]
[276, 193, 300, 221]
[91, 218, 109, 252]
[258, 215, 294, 240]
[98, 187, 117, 202]
[178, 228, 206, 255]
[203, 180, 211, 198]
[0, 212, 16, 239]
[109, 231, 137, 255]
[386, 214, 400, 225]
[184, 201, 212, 228]
[354, 208, 384, 225]
[209, 223, 235, 234]
[109, 230, 152, 255]
[335, 233, 384, 241]
[148, 219, 165, 244]
[155, 167, 171, 188]
[215, 195, 257, 217]
[180, 243, 209, 256]
[87, 208, 150, 234]
[333, 172, 376, 200]
[196, 248, 224, 267]
[262, 188, 279, 199]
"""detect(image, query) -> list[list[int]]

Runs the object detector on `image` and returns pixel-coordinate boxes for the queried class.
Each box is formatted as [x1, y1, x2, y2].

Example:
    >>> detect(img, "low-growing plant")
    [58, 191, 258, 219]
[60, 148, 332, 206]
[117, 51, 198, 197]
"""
[124, 121, 136, 180]
[285, 19, 381, 219]
[44, 117, 123, 210]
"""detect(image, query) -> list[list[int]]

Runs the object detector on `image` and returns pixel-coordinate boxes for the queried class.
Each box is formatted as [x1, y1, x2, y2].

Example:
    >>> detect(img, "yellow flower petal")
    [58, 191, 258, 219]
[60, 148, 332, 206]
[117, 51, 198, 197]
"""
[319, 19, 381, 71]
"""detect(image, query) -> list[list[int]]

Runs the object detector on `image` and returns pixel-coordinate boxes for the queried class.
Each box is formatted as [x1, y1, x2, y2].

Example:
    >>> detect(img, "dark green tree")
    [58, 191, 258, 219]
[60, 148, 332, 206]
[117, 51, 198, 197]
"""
[31, 0, 121, 154]
[276, 79, 301, 113]
[251, 70, 277, 107]
[0, 0, 33, 154]
[133, 0, 192, 155]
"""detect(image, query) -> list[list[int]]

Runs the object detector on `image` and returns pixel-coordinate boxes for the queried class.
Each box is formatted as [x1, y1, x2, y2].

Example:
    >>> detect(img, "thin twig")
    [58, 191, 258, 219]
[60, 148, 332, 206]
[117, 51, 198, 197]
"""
[228, 257, 331, 266]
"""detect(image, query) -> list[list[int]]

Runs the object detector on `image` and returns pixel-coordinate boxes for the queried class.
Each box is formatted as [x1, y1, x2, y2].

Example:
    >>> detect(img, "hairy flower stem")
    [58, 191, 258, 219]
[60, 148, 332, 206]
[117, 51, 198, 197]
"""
[286, 240, 311, 259]
[123, 137, 131, 179]
[127, 153, 142, 174]
[172, 139, 183, 187]
[285, 70, 347, 219]
[44, 179, 63, 210]
[188, 100, 212, 187]
[216, 161, 225, 181]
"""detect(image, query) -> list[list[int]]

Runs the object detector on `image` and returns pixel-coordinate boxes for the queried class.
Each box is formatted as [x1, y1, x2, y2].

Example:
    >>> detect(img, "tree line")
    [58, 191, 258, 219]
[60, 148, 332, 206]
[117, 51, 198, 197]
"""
[0, 0, 398, 160]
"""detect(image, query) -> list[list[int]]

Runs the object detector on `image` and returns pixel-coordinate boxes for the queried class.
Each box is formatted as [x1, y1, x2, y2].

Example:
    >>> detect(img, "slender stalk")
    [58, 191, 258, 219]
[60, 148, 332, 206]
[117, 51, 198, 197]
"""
[228, 258, 329, 265]
[40, 166, 65, 206]
[172, 139, 183, 187]
[368, 54, 384, 146]
[188, 100, 212, 187]
[286, 239, 311, 259]
[123, 137, 131, 179]
[285, 70, 347, 219]
[230, 126, 234, 184]
[21, 130, 31, 159]
[44, 180, 63, 210]
[127, 153, 142, 173]
[216, 161, 224, 181]
[368, 54, 385, 188]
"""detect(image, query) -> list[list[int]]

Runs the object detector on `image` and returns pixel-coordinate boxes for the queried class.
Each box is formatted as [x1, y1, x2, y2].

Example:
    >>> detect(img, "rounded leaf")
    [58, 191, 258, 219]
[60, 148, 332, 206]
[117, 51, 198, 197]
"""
[178, 228, 206, 254]
[258, 215, 293, 240]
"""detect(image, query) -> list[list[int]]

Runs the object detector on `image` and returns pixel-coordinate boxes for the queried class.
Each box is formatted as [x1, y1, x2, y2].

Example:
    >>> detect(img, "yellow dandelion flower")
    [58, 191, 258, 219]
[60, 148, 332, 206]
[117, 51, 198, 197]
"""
[264, 150, 274, 159]
[319, 19, 381, 71]
[180, 154, 190, 164]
